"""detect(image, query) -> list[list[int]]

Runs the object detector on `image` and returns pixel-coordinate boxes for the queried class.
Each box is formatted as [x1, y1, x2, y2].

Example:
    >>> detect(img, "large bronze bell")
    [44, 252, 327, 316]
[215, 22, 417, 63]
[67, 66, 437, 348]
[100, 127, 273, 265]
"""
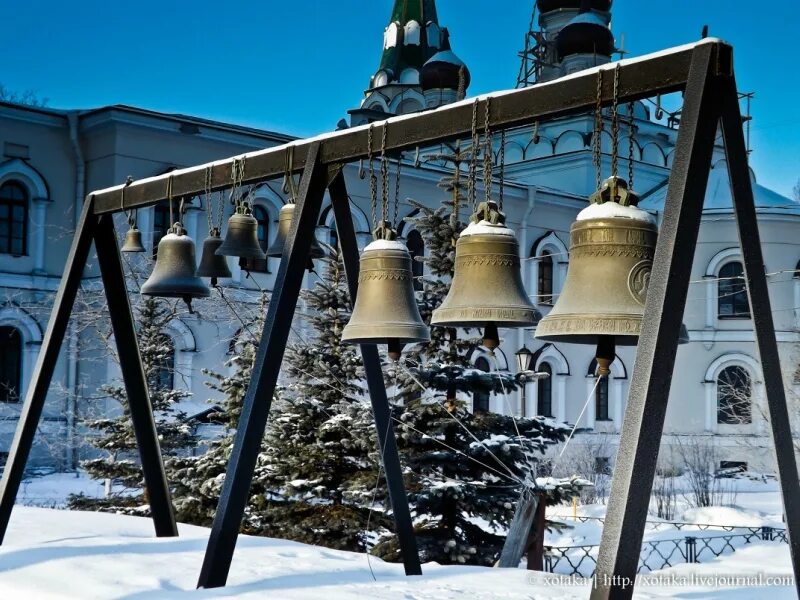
[196, 228, 232, 286]
[535, 177, 686, 375]
[216, 205, 267, 260]
[342, 222, 430, 355]
[266, 203, 326, 260]
[141, 224, 210, 310]
[121, 225, 145, 253]
[431, 201, 539, 349]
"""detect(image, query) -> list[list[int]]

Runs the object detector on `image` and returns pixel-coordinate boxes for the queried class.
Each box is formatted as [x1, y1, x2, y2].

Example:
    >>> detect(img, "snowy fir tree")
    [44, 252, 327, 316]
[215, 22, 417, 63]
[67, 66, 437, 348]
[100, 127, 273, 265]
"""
[70, 297, 195, 512]
[256, 254, 389, 551]
[375, 145, 577, 566]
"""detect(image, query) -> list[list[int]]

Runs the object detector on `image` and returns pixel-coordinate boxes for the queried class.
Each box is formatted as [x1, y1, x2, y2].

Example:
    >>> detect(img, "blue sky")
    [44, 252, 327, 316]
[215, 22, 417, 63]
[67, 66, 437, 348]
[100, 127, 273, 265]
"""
[2, 1, 798, 197]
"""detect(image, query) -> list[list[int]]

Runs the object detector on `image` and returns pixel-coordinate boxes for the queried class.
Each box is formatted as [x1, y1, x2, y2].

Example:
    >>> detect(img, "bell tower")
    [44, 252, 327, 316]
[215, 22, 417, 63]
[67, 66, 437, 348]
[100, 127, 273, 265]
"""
[349, 0, 470, 126]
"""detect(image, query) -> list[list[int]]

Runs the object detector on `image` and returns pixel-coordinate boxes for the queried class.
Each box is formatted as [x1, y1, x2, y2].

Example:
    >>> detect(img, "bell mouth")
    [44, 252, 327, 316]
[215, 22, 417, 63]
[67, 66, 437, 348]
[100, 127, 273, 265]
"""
[341, 323, 430, 346]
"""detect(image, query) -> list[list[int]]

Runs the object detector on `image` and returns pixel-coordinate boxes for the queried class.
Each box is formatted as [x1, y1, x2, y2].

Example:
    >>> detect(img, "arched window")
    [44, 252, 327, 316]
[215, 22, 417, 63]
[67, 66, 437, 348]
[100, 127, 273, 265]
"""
[538, 251, 554, 304]
[152, 335, 175, 391]
[406, 229, 424, 291]
[329, 224, 339, 253]
[718, 262, 750, 319]
[537, 362, 553, 417]
[152, 202, 172, 258]
[0, 181, 28, 256]
[0, 326, 22, 403]
[717, 365, 752, 424]
[588, 360, 611, 422]
[240, 205, 270, 273]
[473, 356, 491, 413]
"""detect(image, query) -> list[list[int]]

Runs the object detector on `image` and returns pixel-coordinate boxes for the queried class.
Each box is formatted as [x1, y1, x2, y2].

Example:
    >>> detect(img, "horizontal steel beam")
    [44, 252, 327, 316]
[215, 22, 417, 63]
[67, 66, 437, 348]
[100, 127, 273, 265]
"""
[91, 39, 731, 215]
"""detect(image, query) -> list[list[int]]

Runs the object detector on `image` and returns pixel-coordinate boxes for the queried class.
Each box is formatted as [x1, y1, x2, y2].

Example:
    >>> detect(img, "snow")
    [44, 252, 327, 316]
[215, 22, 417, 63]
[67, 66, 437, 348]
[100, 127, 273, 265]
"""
[0, 470, 795, 598]
[576, 201, 657, 224]
[363, 239, 408, 252]
[459, 220, 516, 237]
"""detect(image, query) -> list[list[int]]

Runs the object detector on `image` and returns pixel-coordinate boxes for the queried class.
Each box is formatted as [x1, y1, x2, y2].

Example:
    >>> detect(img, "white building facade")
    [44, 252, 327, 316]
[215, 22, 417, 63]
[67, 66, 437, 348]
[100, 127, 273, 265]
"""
[0, 0, 797, 472]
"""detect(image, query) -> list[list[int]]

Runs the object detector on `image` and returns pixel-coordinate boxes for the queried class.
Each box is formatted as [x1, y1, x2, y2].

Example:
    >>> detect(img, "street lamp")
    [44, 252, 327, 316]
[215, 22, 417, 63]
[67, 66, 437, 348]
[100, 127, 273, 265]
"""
[515, 346, 534, 417]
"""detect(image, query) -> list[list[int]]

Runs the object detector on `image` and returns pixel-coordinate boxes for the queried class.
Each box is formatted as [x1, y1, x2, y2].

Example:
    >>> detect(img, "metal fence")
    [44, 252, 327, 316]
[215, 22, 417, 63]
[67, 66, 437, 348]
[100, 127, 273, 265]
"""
[544, 523, 786, 577]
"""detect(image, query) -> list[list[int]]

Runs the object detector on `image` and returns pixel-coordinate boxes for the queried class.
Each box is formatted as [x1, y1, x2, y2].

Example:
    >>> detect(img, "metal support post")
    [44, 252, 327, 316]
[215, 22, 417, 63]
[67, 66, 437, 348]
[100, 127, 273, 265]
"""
[590, 44, 722, 600]
[197, 142, 328, 589]
[0, 197, 97, 543]
[720, 79, 800, 594]
[94, 213, 178, 537]
[328, 170, 422, 576]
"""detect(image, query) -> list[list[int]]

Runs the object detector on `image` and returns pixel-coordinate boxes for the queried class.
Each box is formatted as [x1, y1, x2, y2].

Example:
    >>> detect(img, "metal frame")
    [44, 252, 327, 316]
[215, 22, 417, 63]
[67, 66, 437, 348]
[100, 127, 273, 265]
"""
[0, 39, 795, 598]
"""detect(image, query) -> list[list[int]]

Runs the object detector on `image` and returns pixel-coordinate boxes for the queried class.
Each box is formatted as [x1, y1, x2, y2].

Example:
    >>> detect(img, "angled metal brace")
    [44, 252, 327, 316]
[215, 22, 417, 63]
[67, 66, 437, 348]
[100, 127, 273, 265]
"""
[0, 199, 178, 542]
[328, 169, 422, 576]
[197, 142, 329, 589]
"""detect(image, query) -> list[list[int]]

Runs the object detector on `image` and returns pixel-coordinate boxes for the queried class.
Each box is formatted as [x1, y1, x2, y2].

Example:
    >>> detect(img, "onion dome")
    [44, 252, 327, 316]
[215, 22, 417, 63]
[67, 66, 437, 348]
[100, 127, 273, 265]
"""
[421, 49, 470, 92]
[537, 0, 611, 13]
[555, 0, 615, 58]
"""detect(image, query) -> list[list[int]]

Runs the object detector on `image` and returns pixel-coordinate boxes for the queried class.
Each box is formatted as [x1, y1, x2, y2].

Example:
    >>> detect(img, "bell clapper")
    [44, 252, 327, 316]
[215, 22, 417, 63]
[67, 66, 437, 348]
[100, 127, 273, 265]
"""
[595, 335, 615, 378]
[482, 322, 500, 352]
[387, 339, 405, 362]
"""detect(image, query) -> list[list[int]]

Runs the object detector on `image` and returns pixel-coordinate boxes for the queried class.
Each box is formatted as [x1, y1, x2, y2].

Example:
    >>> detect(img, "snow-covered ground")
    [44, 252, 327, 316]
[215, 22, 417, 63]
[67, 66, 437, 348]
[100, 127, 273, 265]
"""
[0, 471, 793, 598]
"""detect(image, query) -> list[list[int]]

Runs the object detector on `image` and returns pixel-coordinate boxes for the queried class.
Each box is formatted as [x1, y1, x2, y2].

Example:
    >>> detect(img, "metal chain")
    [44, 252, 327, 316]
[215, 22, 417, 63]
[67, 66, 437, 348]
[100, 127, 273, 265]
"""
[483, 97, 493, 206]
[593, 70, 604, 191]
[499, 129, 506, 211]
[166, 175, 174, 230]
[611, 64, 621, 189]
[204, 166, 214, 235]
[452, 139, 461, 226]
[216, 189, 225, 231]
[380, 124, 389, 224]
[238, 155, 247, 210]
[628, 101, 636, 190]
[469, 99, 479, 211]
[394, 153, 402, 229]
[367, 125, 377, 231]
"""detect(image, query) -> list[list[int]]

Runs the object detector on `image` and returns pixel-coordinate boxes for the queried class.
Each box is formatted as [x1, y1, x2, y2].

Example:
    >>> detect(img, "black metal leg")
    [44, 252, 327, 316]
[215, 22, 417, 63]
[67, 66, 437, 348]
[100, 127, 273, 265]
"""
[197, 142, 328, 589]
[328, 171, 422, 576]
[590, 44, 722, 600]
[0, 197, 97, 544]
[94, 214, 178, 537]
[720, 80, 800, 595]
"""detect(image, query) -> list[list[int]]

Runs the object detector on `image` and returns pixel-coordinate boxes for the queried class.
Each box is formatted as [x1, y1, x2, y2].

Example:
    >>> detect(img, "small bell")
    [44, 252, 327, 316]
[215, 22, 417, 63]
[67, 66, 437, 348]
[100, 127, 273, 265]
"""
[535, 176, 688, 372]
[141, 224, 210, 311]
[121, 225, 145, 253]
[266, 203, 326, 268]
[216, 205, 267, 260]
[196, 228, 232, 286]
[431, 201, 540, 348]
[342, 222, 430, 353]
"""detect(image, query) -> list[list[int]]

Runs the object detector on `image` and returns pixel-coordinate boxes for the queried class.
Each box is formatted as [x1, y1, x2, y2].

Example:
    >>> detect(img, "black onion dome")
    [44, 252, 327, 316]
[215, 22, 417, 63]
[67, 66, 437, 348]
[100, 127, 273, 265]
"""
[537, 0, 612, 13]
[556, 10, 615, 58]
[421, 50, 470, 91]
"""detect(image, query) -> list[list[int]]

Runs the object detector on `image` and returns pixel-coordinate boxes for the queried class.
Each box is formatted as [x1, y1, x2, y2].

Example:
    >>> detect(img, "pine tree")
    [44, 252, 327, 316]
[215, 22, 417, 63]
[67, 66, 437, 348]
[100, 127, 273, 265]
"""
[255, 254, 389, 551]
[375, 145, 575, 566]
[70, 297, 195, 512]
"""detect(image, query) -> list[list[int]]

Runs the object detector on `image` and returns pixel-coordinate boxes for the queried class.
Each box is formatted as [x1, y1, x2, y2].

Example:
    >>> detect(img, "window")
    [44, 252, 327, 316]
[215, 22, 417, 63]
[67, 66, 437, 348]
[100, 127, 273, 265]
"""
[152, 202, 172, 258]
[240, 205, 270, 273]
[537, 362, 553, 417]
[594, 457, 611, 475]
[717, 365, 751, 424]
[151, 335, 175, 391]
[329, 224, 339, 253]
[473, 356, 491, 413]
[595, 374, 610, 421]
[0, 181, 28, 256]
[0, 327, 22, 403]
[718, 262, 750, 319]
[406, 229, 424, 291]
[538, 251, 554, 304]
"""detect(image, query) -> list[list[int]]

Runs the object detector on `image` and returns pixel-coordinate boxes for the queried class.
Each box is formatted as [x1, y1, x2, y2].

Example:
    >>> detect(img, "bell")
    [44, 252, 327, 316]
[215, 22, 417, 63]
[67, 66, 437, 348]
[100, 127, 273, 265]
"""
[266, 203, 326, 260]
[535, 177, 687, 375]
[196, 228, 232, 286]
[431, 201, 540, 347]
[216, 205, 267, 260]
[141, 225, 210, 310]
[121, 225, 145, 253]
[342, 222, 430, 352]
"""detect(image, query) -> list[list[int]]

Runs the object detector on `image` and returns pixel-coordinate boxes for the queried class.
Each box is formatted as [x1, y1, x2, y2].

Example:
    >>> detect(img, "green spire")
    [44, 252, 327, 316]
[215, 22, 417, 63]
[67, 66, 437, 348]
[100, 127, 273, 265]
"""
[376, 0, 444, 80]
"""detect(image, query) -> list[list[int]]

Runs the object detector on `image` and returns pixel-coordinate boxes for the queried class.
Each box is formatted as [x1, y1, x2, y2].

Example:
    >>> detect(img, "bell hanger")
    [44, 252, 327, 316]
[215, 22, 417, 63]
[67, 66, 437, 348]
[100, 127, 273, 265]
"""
[120, 176, 145, 253]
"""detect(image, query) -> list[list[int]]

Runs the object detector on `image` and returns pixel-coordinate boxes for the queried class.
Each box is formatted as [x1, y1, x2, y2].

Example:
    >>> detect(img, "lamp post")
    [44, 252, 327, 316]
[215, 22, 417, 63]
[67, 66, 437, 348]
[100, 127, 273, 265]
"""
[515, 345, 534, 417]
